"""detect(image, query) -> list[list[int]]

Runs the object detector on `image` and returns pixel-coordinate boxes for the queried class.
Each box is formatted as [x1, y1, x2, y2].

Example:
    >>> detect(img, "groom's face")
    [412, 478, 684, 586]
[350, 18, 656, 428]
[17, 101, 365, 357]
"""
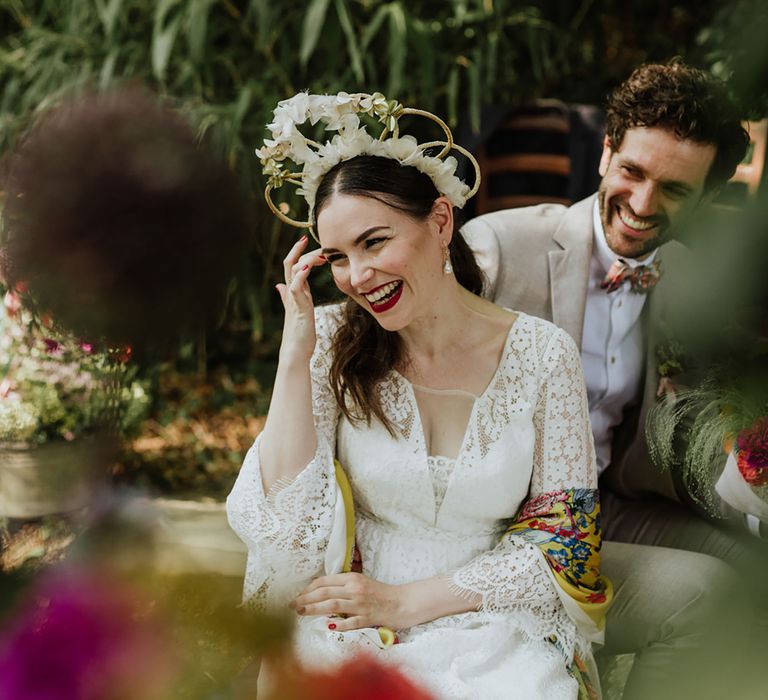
[597, 126, 716, 260]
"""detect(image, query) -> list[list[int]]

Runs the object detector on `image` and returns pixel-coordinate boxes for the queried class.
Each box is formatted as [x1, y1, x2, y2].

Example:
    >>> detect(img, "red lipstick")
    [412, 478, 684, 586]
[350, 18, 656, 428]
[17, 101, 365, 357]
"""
[368, 282, 403, 313]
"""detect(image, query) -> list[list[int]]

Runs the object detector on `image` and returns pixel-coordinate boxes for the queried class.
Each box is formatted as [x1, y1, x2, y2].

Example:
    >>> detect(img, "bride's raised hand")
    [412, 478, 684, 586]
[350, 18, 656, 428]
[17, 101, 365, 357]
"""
[275, 234, 327, 362]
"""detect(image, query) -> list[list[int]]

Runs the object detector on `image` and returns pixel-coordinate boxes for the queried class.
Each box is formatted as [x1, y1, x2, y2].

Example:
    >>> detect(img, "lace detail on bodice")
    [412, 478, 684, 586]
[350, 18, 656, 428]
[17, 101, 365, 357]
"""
[427, 455, 456, 511]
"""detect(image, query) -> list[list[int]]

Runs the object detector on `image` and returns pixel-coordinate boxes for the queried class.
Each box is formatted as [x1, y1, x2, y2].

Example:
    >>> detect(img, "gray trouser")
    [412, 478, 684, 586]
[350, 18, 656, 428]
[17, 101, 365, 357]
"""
[600, 490, 768, 699]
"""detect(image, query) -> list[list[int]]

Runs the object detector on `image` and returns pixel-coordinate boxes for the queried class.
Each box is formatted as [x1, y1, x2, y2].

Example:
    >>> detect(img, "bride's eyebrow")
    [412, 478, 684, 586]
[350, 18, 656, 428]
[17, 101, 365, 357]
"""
[321, 226, 390, 254]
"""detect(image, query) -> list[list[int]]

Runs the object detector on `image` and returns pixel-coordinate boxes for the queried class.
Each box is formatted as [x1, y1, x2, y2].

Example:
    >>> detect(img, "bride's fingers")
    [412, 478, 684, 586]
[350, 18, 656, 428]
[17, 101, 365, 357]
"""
[327, 615, 366, 632]
[302, 573, 357, 592]
[299, 598, 354, 617]
[283, 234, 309, 283]
[289, 250, 326, 283]
[288, 263, 313, 299]
[294, 586, 350, 608]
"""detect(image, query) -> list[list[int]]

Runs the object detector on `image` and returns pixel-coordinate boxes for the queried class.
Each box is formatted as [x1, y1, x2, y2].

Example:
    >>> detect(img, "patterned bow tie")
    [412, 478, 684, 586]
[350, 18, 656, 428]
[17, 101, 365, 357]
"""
[600, 258, 662, 294]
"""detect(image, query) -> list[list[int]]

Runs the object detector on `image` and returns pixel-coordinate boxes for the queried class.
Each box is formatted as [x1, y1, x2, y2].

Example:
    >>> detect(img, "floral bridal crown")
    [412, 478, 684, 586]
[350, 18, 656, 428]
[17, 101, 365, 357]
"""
[257, 91, 481, 239]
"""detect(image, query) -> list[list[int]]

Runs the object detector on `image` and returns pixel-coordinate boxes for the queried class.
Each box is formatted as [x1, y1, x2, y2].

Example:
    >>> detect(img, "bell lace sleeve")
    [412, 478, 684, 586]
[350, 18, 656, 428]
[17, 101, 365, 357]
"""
[450, 323, 612, 662]
[226, 304, 342, 610]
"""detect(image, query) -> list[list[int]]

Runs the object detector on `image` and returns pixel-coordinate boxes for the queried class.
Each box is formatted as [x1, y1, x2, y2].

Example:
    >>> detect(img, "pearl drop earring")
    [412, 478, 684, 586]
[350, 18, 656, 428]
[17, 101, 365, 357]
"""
[442, 241, 453, 274]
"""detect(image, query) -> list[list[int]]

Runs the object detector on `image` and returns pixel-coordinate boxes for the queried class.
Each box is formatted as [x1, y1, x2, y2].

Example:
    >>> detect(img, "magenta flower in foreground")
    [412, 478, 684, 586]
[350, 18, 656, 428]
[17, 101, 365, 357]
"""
[736, 416, 768, 487]
[0, 566, 174, 700]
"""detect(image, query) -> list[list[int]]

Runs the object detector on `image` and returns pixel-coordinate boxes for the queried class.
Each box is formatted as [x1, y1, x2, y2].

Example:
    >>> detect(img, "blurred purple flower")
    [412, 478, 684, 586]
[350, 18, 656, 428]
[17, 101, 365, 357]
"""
[0, 566, 174, 700]
[1, 88, 251, 355]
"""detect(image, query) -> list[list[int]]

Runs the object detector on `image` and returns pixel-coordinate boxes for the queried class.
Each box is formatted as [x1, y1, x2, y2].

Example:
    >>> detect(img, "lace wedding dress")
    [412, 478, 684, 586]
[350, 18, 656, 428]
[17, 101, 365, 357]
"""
[227, 304, 601, 700]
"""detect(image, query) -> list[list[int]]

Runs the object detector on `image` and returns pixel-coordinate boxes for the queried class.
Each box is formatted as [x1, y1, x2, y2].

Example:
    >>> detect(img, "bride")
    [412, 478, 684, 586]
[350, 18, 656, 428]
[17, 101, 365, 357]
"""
[227, 92, 611, 699]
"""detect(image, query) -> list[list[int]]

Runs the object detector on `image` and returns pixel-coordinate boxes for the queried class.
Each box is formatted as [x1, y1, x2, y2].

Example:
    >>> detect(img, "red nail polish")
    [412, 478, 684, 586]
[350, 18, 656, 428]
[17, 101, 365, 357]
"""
[318, 255, 326, 261]
[302, 264, 309, 271]
[328, 623, 337, 630]
[300, 235, 308, 242]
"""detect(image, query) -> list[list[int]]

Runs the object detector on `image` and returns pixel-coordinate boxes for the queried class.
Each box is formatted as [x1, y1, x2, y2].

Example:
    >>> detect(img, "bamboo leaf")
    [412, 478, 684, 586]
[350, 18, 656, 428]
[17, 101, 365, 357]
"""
[152, 0, 184, 82]
[232, 85, 254, 132]
[468, 47, 481, 134]
[227, 84, 254, 162]
[94, 0, 123, 41]
[526, 21, 542, 82]
[99, 48, 118, 89]
[484, 29, 498, 95]
[447, 63, 459, 127]
[248, 0, 272, 49]
[194, 111, 221, 141]
[361, 3, 389, 51]
[333, 0, 363, 84]
[387, 2, 407, 98]
[188, 0, 217, 66]
[299, 0, 332, 68]
[408, 14, 434, 107]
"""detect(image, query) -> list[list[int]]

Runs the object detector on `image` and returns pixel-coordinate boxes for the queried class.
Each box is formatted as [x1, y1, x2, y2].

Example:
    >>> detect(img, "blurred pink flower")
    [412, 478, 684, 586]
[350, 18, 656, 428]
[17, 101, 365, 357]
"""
[0, 377, 13, 398]
[3, 290, 21, 316]
[0, 566, 176, 700]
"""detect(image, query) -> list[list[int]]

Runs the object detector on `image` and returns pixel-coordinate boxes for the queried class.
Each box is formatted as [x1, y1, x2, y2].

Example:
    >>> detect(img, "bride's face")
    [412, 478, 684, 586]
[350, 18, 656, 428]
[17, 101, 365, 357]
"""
[317, 193, 451, 331]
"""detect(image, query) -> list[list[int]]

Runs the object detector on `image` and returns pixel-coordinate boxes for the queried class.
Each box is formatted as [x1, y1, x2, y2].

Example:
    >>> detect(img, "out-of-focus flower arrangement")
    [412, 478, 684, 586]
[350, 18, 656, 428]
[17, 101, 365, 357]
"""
[647, 200, 768, 526]
[0, 287, 149, 445]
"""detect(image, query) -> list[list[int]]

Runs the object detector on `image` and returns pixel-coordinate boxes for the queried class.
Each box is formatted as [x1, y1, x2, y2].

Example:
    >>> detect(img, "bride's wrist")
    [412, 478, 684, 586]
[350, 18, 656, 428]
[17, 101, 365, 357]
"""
[394, 577, 481, 629]
[394, 582, 424, 629]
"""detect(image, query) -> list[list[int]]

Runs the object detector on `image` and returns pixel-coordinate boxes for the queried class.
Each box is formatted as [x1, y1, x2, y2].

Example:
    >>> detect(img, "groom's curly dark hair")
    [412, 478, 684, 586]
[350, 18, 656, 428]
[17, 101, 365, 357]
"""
[605, 59, 750, 190]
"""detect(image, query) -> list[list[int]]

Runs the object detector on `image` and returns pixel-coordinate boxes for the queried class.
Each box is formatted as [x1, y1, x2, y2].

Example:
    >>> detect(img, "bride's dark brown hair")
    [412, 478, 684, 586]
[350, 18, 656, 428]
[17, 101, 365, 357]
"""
[313, 155, 483, 435]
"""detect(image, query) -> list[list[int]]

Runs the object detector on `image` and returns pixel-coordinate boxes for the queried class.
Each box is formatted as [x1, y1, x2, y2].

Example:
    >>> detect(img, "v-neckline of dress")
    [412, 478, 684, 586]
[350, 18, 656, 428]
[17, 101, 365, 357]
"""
[391, 313, 526, 520]
[394, 312, 523, 405]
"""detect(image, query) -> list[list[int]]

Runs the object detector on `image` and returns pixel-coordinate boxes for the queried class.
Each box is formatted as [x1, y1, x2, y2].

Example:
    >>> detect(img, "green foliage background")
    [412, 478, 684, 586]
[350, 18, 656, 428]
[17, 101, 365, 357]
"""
[0, 0, 730, 355]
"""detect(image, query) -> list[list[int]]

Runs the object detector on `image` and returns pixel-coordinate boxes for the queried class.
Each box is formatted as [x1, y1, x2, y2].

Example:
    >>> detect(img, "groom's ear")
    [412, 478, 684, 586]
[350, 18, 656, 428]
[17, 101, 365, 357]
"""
[598, 135, 614, 177]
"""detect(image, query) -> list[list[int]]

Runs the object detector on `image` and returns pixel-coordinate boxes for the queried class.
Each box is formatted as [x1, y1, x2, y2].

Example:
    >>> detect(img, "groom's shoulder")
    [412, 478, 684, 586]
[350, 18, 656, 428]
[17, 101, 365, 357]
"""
[461, 203, 572, 257]
[466, 202, 569, 236]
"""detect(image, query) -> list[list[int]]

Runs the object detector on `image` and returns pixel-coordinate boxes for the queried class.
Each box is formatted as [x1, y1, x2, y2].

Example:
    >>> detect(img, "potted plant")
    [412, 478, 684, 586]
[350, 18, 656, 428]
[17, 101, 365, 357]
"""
[0, 288, 149, 518]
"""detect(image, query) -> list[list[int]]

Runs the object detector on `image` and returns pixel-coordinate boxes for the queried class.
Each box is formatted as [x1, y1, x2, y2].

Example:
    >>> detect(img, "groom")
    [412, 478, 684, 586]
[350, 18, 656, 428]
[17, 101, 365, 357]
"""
[463, 60, 757, 698]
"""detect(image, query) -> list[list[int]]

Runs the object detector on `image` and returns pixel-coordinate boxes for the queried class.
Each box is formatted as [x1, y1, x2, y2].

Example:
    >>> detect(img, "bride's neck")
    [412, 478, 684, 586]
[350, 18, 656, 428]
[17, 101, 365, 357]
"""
[398, 285, 487, 361]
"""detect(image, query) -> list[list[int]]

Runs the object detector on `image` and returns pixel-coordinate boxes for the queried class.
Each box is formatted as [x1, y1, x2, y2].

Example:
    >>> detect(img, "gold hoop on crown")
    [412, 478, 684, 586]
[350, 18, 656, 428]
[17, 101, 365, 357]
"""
[417, 140, 482, 200]
[379, 107, 454, 160]
[257, 92, 482, 236]
[264, 184, 314, 230]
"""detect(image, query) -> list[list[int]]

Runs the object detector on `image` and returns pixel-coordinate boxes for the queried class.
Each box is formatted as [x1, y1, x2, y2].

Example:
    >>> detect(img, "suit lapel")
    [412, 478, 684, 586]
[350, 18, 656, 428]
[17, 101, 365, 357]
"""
[548, 196, 595, 345]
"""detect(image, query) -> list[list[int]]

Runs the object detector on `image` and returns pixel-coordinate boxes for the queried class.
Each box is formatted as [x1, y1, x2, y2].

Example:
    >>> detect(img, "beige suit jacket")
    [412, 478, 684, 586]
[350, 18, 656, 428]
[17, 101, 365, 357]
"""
[462, 195, 687, 503]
